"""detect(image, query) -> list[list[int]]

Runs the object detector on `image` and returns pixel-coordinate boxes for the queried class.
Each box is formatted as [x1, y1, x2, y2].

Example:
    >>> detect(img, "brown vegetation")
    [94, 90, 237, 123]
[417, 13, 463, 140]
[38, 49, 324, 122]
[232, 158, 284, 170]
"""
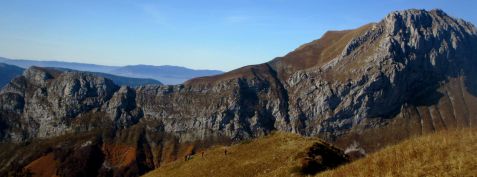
[24, 153, 59, 177]
[278, 23, 374, 71]
[316, 129, 477, 177]
[143, 129, 477, 177]
[102, 144, 137, 168]
[186, 24, 373, 85]
[142, 132, 347, 177]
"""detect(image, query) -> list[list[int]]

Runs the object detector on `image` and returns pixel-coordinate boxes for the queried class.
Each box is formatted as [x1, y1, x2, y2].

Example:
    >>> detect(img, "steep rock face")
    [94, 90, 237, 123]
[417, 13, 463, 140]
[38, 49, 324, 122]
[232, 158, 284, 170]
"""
[183, 9, 477, 146]
[139, 64, 290, 142]
[0, 67, 119, 141]
[0, 9, 476, 177]
[286, 9, 477, 138]
[106, 86, 142, 128]
[281, 10, 477, 152]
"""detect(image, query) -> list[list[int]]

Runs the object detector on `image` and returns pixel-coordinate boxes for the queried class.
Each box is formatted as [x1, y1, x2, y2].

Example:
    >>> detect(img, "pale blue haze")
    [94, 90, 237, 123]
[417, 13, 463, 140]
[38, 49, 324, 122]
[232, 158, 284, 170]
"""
[0, 0, 475, 71]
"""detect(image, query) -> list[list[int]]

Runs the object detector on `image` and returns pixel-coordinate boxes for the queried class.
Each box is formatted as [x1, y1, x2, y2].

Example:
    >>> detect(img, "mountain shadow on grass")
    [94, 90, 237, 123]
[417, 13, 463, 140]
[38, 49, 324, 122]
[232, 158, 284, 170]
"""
[294, 142, 350, 175]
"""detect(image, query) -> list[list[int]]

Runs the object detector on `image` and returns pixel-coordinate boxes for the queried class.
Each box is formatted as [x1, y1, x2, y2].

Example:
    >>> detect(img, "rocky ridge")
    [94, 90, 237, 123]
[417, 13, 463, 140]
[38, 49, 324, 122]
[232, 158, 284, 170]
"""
[0, 9, 476, 177]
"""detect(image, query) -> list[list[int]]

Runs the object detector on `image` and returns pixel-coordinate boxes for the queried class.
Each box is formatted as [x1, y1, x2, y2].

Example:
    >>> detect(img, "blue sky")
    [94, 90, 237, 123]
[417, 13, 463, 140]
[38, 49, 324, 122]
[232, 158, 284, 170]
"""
[0, 0, 476, 71]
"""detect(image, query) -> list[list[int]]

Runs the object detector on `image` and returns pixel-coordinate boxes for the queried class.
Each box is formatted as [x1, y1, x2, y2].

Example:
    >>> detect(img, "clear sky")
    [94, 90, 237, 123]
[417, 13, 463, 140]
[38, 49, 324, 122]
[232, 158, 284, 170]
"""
[0, 0, 476, 71]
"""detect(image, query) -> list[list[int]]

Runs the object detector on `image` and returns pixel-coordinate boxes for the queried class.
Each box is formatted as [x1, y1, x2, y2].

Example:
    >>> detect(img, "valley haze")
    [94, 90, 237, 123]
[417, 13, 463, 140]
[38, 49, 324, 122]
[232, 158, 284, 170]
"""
[0, 57, 224, 85]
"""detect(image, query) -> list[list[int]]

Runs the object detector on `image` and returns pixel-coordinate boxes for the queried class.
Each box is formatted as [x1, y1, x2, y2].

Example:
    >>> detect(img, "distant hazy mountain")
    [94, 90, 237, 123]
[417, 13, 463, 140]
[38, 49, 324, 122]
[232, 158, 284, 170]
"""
[0, 57, 224, 85]
[0, 63, 24, 89]
[110, 65, 223, 85]
[52, 67, 163, 87]
[0, 62, 162, 88]
[0, 57, 116, 73]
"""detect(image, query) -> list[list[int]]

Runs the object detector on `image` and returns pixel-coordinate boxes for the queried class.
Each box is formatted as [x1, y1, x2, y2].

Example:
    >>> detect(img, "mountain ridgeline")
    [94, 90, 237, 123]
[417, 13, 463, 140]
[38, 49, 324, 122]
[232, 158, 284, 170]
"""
[0, 57, 224, 85]
[110, 65, 223, 85]
[50, 67, 163, 87]
[0, 65, 162, 88]
[0, 9, 476, 177]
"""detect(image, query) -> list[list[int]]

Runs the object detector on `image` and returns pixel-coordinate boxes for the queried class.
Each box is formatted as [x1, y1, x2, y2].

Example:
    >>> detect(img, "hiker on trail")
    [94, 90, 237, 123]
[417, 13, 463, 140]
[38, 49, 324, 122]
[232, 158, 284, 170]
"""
[201, 151, 205, 158]
[185, 154, 192, 161]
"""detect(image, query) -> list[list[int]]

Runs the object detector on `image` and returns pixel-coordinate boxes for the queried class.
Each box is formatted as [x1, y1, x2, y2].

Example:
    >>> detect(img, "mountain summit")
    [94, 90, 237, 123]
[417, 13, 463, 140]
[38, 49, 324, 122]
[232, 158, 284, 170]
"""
[0, 9, 476, 176]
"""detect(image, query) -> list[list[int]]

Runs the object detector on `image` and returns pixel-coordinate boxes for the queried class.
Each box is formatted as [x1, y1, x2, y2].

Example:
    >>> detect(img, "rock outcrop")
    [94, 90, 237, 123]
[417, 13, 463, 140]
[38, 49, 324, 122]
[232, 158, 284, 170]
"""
[0, 9, 476, 177]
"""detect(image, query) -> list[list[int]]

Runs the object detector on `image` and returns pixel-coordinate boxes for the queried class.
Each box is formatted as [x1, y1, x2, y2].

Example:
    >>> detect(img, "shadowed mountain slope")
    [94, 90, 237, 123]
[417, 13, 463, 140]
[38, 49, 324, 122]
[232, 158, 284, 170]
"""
[0, 63, 24, 90]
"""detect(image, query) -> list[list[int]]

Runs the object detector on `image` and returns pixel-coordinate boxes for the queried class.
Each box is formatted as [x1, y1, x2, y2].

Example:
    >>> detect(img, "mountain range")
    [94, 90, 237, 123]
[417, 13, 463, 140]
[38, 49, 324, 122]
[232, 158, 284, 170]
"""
[0, 9, 476, 177]
[0, 63, 162, 88]
[0, 57, 224, 85]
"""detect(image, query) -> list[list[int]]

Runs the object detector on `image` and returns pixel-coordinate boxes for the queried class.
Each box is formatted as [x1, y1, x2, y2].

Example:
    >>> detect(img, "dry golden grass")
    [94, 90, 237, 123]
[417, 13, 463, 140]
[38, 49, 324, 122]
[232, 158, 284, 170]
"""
[316, 129, 477, 177]
[142, 132, 324, 177]
[143, 129, 476, 177]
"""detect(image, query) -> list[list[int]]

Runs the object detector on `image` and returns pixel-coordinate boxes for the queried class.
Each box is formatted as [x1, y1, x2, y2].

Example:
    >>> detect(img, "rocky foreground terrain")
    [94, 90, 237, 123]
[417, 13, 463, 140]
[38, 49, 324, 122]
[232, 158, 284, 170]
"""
[0, 9, 476, 176]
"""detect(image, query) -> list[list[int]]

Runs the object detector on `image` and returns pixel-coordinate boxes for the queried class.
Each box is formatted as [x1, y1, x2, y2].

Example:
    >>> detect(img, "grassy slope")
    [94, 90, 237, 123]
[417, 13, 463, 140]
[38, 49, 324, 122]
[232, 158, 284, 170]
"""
[144, 129, 477, 177]
[316, 129, 477, 177]
[143, 132, 328, 177]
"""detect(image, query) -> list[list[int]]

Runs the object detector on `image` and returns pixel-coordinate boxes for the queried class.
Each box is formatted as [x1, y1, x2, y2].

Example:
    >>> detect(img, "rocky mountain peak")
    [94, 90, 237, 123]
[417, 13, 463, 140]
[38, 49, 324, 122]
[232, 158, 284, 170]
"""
[1, 9, 477, 177]
[22, 66, 56, 87]
[383, 8, 476, 37]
